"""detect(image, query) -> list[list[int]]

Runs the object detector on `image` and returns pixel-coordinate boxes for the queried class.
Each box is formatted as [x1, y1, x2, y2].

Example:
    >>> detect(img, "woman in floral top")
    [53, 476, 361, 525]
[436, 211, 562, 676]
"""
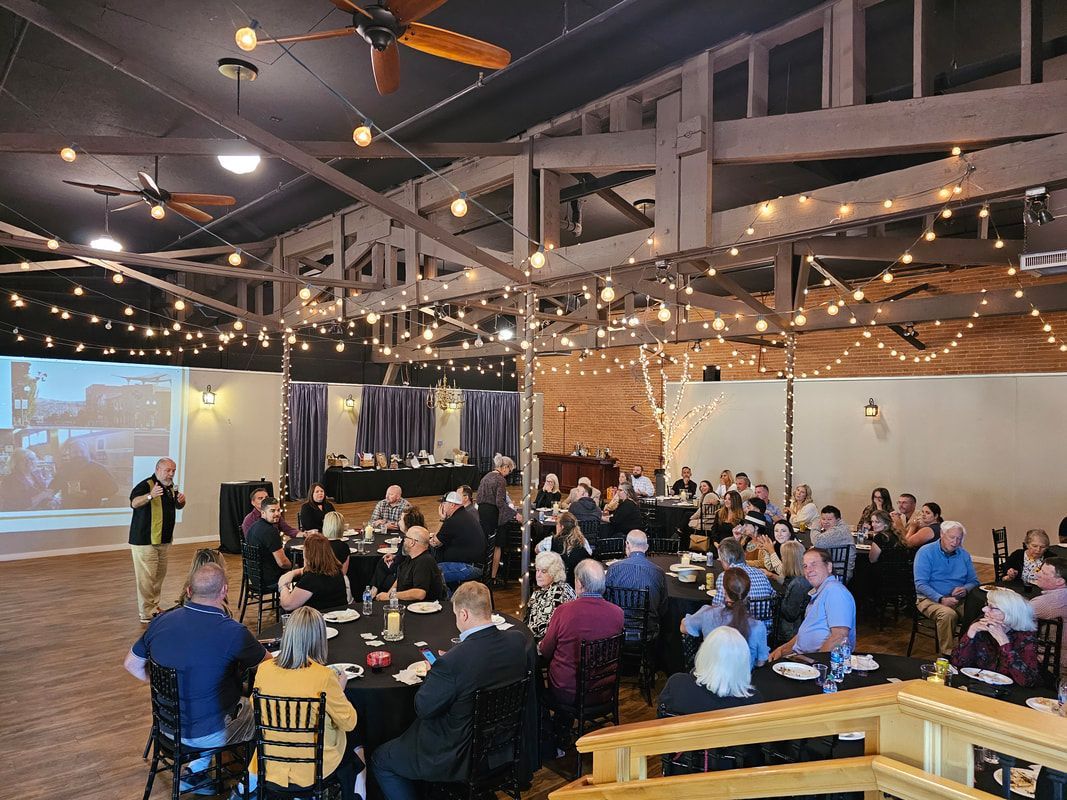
[950, 588, 1040, 686]
[524, 551, 576, 640]
[1005, 528, 1049, 585]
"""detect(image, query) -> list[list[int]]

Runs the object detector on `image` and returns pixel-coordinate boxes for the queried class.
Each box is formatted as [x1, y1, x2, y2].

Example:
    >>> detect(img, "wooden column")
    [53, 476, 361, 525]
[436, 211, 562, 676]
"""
[1021, 0, 1044, 85]
[513, 143, 535, 265]
[912, 0, 935, 97]
[831, 0, 866, 107]
[774, 243, 795, 313]
[821, 8, 833, 109]
[654, 91, 681, 253]
[747, 41, 769, 118]
[539, 168, 561, 251]
[678, 51, 714, 252]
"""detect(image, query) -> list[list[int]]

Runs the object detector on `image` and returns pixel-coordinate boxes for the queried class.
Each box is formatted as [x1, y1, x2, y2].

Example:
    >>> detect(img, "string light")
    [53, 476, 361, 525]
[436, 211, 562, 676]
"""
[228, 249, 243, 266]
[235, 24, 258, 51]
[450, 195, 468, 218]
[529, 249, 546, 269]
[352, 123, 373, 147]
[112, 272, 125, 283]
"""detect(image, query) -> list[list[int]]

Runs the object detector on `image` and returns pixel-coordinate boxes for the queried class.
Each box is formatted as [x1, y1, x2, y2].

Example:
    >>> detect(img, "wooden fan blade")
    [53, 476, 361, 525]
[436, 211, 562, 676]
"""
[387, 0, 448, 24]
[262, 27, 358, 45]
[112, 200, 145, 212]
[399, 23, 510, 69]
[62, 179, 142, 196]
[167, 193, 237, 206]
[371, 42, 401, 95]
[166, 201, 213, 224]
[330, 0, 372, 18]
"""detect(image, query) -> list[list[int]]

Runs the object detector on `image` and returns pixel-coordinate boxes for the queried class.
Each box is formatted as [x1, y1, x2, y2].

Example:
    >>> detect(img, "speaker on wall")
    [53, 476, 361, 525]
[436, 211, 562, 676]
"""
[702, 365, 721, 382]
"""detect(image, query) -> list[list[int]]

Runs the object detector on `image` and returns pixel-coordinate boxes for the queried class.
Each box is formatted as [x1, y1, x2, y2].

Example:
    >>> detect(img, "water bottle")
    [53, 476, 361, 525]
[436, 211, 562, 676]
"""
[388, 586, 398, 609]
[362, 586, 373, 616]
[841, 640, 853, 674]
[830, 644, 844, 682]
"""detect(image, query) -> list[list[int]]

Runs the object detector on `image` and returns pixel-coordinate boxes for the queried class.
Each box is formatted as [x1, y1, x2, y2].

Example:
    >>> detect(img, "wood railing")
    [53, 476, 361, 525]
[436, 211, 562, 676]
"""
[548, 680, 1067, 800]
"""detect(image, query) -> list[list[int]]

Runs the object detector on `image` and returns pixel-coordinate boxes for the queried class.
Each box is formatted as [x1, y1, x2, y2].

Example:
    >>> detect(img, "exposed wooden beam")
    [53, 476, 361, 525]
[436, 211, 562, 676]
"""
[1021, 0, 1043, 85]
[1, 0, 526, 285]
[912, 0, 934, 98]
[773, 243, 795, 313]
[704, 271, 786, 332]
[532, 130, 655, 172]
[639, 279, 750, 317]
[830, 0, 866, 108]
[746, 41, 769, 118]
[678, 51, 714, 252]
[797, 235, 1022, 264]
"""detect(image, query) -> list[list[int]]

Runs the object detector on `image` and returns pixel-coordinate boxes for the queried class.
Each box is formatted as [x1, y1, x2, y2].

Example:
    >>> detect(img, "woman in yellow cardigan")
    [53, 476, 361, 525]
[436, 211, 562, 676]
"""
[242, 607, 362, 800]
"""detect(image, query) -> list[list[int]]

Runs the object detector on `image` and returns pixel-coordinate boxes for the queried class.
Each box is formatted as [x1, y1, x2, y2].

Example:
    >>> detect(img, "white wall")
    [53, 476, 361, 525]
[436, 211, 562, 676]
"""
[671, 374, 1067, 559]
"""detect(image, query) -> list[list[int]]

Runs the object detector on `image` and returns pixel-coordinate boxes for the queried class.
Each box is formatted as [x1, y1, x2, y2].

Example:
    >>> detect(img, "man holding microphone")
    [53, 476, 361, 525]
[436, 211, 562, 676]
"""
[130, 457, 186, 623]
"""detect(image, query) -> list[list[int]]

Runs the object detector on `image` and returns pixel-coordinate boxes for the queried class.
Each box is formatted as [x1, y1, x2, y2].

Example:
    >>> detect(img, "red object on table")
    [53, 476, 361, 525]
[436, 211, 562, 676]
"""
[366, 650, 392, 669]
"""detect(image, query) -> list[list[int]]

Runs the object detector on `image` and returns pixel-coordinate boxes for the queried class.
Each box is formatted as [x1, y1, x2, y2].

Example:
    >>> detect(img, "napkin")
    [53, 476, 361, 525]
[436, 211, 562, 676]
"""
[359, 633, 376, 640]
[393, 672, 423, 685]
[366, 639, 384, 647]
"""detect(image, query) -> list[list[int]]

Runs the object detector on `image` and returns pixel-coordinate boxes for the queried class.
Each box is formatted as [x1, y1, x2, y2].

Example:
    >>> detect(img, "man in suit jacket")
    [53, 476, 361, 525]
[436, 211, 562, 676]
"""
[372, 582, 528, 800]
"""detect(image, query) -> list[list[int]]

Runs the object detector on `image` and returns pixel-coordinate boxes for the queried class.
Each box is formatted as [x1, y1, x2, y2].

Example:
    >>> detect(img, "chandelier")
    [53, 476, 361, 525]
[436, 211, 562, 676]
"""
[427, 378, 465, 412]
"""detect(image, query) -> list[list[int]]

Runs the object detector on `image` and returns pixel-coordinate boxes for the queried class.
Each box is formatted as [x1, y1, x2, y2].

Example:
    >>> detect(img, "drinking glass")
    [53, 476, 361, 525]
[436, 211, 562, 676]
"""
[280, 613, 292, 632]
[920, 664, 945, 684]
[815, 663, 829, 686]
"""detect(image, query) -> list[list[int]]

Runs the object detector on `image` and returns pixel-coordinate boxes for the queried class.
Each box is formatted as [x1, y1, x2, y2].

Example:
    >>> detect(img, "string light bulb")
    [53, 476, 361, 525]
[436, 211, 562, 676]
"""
[853, 289, 864, 301]
[995, 239, 1005, 249]
[711, 313, 726, 332]
[60, 147, 77, 162]
[838, 203, 850, 215]
[979, 205, 990, 218]
[826, 304, 839, 316]
[298, 286, 312, 301]
[174, 299, 186, 311]
[883, 199, 893, 208]
[150, 204, 166, 220]
[728, 247, 739, 257]
[951, 145, 962, 156]
[335, 341, 345, 352]
[450, 195, 468, 217]
[73, 286, 84, 296]
[901, 252, 913, 264]
[941, 208, 953, 218]
[793, 312, 807, 326]
[228, 249, 243, 266]
[47, 238, 59, 250]
[366, 311, 379, 324]
[600, 285, 616, 303]
[235, 25, 258, 51]
[882, 272, 894, 283]
[529, 249, 546, 269]
[656, 305, 671, 323]
[422, 328, 434, 341]
[352, 123, 373, 147]
[233, 320, 244, 331]
[924, 230, 936, 241]
[755, 315, 769, 332]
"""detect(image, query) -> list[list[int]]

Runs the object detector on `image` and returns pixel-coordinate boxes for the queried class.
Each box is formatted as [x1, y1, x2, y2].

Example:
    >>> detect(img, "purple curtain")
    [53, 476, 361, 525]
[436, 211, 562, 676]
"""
[288, 382, 328, 501]
[460, 390, 519, 461]
[355, 385, 434, 457]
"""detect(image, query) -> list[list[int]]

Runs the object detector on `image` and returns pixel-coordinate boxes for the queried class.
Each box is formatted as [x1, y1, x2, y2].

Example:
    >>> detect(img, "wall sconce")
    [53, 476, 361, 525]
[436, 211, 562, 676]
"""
[864, 398, 879, 418]
[344, 394, 355, 410]
[202, 385, 217, 406]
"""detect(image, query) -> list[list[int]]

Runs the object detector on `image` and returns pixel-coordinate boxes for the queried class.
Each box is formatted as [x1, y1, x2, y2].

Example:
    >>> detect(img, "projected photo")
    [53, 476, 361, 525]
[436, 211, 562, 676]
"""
[0, 357, 187, 532]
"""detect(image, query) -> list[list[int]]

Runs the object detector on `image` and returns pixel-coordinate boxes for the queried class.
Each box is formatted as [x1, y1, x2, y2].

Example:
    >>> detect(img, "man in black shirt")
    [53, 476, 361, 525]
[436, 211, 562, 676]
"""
[670, 465, 698, 497]
[245, 497, 292, 592]
[430, 491, 486, 587]
[376, 526, 447, 602]
[129, 457, 186, 623]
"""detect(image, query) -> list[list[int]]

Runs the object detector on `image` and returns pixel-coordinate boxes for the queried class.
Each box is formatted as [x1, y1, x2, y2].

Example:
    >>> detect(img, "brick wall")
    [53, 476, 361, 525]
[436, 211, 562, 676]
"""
[528, 265, 1067, 474]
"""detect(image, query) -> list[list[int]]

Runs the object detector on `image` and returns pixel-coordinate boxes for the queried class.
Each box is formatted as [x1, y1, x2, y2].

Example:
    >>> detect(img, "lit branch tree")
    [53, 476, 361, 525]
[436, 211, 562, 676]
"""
[638, 344, 724, 485]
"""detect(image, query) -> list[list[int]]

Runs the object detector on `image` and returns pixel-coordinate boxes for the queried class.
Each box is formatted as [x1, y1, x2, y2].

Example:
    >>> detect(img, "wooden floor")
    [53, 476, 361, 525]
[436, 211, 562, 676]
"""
[0, 495, 992, 800]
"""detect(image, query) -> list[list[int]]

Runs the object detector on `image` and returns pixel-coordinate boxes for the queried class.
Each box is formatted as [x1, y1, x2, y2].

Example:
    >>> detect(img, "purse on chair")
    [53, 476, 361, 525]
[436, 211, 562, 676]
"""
[688, 533, 710, 553]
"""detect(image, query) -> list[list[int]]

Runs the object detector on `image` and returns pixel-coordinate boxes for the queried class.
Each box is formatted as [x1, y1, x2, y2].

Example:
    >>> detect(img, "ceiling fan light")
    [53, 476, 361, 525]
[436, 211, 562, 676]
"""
[217, 154, 261, 174]
[235, 26, 258, 52]
[90, 235, 123, 252]
[150, 204, 166, 220]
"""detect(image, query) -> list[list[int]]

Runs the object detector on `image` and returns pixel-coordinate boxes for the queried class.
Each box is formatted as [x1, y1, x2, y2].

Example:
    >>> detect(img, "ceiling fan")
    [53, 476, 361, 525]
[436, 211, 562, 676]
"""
[62, 170, 236, 224]
[262, 0, 511, 95]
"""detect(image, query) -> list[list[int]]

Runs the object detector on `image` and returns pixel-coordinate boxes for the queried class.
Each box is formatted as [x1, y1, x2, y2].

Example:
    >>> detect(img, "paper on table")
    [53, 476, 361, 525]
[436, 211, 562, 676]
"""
[359, 633, 376, 640]
[366, 639, 384, 646]
[413, 641, 428, 647]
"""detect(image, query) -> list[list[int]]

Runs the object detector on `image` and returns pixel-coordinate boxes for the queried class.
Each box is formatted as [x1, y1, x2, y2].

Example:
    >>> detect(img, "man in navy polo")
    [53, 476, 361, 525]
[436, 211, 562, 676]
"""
[124, 563, 268, 794]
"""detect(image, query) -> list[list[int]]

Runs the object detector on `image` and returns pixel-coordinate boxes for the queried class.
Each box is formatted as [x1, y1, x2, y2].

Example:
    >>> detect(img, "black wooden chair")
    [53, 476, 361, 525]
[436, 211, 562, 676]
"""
[1036, 616, 1064, 689]
[648, 537, 680, 556]
[827, 545, 854, 585]
[906, 600, 961, 657]
[747, 594, 782, 648]
[577, 518, 602, 550]
[240, 542, 280, 635]
[604, 586, 656, 705]
[429, 674, 531, 800]
[992, 527, 1010, 582]
[873, 553, 917, 629]
[658, 705, 754, 775]
[593, 537, 625, 560]
[143, 660, 250, 800]
[638, 498, 661, 537]
[251, 690, 341, 800]
[547, 633, 624, 778]
[681, 631, 702, 672]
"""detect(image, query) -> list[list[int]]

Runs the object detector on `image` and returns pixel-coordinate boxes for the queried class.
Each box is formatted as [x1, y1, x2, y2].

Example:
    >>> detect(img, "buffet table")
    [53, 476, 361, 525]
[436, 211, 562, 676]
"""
[322, 464, 479, 503]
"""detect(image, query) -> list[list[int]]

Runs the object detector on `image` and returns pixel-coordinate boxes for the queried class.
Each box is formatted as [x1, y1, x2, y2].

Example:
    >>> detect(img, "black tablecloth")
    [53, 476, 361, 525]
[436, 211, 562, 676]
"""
[322, 465, 479, 503]
[649, 554, 722, 676]
[263, 602, 538, 799]
[285, 530, 397, 593]
[218, 480, 273, 553]
[653, 499, 700, 539]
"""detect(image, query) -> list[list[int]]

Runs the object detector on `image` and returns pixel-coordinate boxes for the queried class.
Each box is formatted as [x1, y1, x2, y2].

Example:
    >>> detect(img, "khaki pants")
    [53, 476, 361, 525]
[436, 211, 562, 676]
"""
[916, 596, 962, 655]
[132, 543, 170, 621]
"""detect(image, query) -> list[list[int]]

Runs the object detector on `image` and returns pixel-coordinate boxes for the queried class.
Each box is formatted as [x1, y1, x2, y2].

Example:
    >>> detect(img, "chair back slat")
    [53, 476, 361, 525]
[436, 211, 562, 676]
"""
[604, 587, 651, 643]
[827, 545, 853, 584]
[657, 704, 749, 775]
[648, 537, 679, 555]
[1037, 616, 1064, 689]
[252, 690, 328, 789]
[577, 633, 624, 719]
[578, 518, 602, 547]
[465, 674, 531, 794]
[148, 660, 183, 743]
[992, 527, 1010, 582]
[594, 537, 625, 560]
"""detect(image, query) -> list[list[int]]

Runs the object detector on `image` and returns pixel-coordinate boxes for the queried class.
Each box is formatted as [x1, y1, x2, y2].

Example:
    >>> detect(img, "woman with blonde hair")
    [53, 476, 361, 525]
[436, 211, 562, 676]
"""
[951, 588, 1040, 686]
[321, 510, 350, 576]
[535, 473, 562, 509]
[715, 469, 737, 499]
[279, 533, 348, 611]
[787, 484, 818, 531]
[248, 606, 363, 800]
[177, 548, 229, 613]
[774, 540, 812, 642]
[524, 550, 576, 639]
[658, 626, 763, 715]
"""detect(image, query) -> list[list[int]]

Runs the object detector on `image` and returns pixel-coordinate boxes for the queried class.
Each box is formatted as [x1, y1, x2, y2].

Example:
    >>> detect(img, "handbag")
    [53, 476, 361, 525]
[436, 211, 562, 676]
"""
[689, 533, 710, 553]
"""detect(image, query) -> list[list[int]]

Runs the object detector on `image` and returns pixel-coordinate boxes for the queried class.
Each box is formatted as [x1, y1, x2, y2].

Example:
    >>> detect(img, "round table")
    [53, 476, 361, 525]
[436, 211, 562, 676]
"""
[261, 600, 538, 799]
[649, 554, 722, 675]
[653, 498, 700, 541]
[285, 530, 398, 594]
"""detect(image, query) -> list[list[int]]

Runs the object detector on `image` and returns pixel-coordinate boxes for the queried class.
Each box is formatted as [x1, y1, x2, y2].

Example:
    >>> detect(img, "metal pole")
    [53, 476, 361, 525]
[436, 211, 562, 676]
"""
[519, 288, 536, 606]
[783, 333, 795, 509]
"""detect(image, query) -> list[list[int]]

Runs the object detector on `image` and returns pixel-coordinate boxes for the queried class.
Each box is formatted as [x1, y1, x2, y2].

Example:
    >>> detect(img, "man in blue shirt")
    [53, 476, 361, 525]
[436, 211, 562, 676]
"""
[913, 521, 978, 655]
[770, 548, 856, 659]
[605, 530, 667, 637]
[755, 484, 783, 522]
[124, 563, 267, 794]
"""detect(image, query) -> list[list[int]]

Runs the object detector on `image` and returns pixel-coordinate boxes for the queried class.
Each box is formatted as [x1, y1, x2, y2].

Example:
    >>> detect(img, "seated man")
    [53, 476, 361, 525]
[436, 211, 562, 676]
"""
[376, 526, 447, 602]
[605, 531, 668, 638]
[914, 521, 978, 655]
[629, 465, 655, 498]
[770, 548, 856, 659]
[710, 537, 774, 607]
[541, 559, 624, 708]
[372, 582, 528, 800]
[1031, 557, 1067, 678]
[245, 497, 292, 591]
[430, 491, 486, 586]
[124, 564, 268, 794]
[577, 476, 602, 505]
[567, 483, 602, 524]
[370, 484, 411, 531]
[241, 487, 297, 538]
[734, 472, 755, 501]
[670, 466, 697, 497]
[890, 492, 920, 538]
[810, 505, 856, 578]
[754, 483, 783, 522]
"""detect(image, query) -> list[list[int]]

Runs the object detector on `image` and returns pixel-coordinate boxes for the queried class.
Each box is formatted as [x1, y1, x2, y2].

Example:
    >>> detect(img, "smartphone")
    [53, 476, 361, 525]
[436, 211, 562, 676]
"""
[419, 647, 437, 665]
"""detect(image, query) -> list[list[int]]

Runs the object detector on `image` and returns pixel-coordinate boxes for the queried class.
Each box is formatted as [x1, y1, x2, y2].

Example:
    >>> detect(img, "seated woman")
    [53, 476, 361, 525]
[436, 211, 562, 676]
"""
[714, 490, 745, 542]
[680, 568, 769, 668]
[867, 510, 906, 564]
[321, 511, 350, 576]
[248, 606, 363, 800]
[688, 480, 720, 528]
[537, 512, 591, 586]
[773, 541, 811, 644]
[787, 483, 818, 531]
[176, 548, 230, 614]
[755, 519, 796, 578]
[608, 485, 643, 536]
[950, 588, 1040, 687]
[298, 482, 335, 533]
[524, 551, 577, 639]
[857, 486, 892, 532]
[279, 534, 349, 612]
[904, 501, 943, 548]
[535, 473, 562, 509]
[658, 626, 763, 715]
[714, 469, 737, 499]
[1005, 528, 1050, 585]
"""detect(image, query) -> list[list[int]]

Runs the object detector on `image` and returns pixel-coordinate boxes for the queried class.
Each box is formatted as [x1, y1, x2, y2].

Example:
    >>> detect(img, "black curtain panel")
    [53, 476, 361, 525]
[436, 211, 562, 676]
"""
[288, 382, 328, 501]
[354, 385, 434, 457]
[460, 390, 520, 461]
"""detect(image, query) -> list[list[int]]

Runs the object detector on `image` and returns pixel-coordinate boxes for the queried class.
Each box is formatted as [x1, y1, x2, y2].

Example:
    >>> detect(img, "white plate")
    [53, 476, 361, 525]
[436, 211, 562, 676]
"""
[290, 544, 304, 550]
[407, 601, 442, 614]
[323, 609, 360, 623]
[979, 583, 997, 592]
[385, 536, 401, 544]
[856, 544, 872, 551]
[687, 553, 708, 562]
[377, 546, 398, 555]
[706, 589, 718, 597]
[670, 563, 706, 572]
[1026, 696, 1060, 713]
[325, 626, 339, 640]
[838, 732, 866, 740]
[329, 662, 364, 679]
[962, 666, 1012, 685]
[772, 662, 820, 680]
[994, 765, 1040, 799]
[850, 655, 879, 671]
